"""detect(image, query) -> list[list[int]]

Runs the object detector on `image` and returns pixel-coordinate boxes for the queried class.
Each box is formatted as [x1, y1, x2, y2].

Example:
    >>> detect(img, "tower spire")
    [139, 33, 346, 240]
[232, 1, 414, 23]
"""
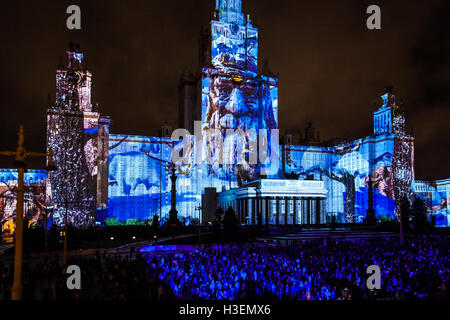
[216, 0, 242, 12]
[216, 0, 245, 25]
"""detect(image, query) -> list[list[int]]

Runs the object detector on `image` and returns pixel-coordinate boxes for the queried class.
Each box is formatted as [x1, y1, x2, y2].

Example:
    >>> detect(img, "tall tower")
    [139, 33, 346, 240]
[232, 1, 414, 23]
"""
[178, 70, 199, 133]
[178, 0, 258, 134]
[210, 0, 258, 74]
[47, 45, 109, 227]
[373, 87, 395, 135]
[390, 91, 415, 219]
[199, 0, 279, 187]
[215, 0, 245, 26]
[373, 87, 415, 219]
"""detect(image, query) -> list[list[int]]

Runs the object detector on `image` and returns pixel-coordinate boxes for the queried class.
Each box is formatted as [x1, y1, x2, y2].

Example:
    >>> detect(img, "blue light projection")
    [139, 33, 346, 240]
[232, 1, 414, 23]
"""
[414, 180, 450, 227]
[286, 136, 397, 223]
[211, 20, 258, 74]
[107, 135, 172, 222]
[102, 0, 428, 226]
[107, 135, 201, 223]
[211, 0, 258, 74]
[201, 1, 279, 188]
[16, 0, 441, 228]
[201, 70, 279, 187]
[0, 169, 47, 226]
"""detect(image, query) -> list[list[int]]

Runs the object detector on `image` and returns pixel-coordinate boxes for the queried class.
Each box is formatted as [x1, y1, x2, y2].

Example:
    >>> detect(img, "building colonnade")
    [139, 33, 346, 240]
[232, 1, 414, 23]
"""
[222, 196, 326, 226]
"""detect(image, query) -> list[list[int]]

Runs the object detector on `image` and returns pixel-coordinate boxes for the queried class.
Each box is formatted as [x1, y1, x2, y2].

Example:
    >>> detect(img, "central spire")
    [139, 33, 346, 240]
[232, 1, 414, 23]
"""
[216, 0, 242, 12]
[216, 0, 245, 25]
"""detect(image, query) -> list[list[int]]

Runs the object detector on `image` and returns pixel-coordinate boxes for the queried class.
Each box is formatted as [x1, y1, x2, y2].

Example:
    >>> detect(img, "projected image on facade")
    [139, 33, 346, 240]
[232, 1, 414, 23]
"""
[0, 169, 47, 230]
[211, 20, 258, 74]
[286, 136, 397, 224]
[2, 0, 447, 232]
[107, 135, 200, 224]
[46, 49, 103, 228]
[368, 153, 395, 221]
[201, 71, 278, 186]
[199, 0, 279, 188]
[415, 180, 450, 227]
[107, 135, 171, 223]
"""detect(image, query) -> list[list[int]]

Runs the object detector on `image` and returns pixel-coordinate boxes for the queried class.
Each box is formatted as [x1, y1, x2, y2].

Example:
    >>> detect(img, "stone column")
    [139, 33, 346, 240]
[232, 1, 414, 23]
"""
[237, 199, 241, 224]
[247, 198, 253, 225]
[270, 198, 277, 225]
[261, 198, 265, 225]
[298, 198, 303, 225]
[275, 197, 280, 225]
[257, 197, 261, 226]
[320, 199, 326, 224]
[311, 199, 317, 225]
[264, 198, 269, 225]
[254, 197, 258, 225]
[293, 197, 298, 225]
[244, 198, 248, 225]
[316, 198, 321, 225]
[306, 198, 311, 225]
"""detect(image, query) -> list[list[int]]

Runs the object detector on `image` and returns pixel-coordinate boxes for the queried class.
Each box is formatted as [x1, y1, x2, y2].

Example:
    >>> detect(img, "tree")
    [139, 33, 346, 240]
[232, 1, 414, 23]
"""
[152, 215, 160, 231]
[104, 217, 121, 226]
[124, 219, 144, 226]
[399, 196, 410, 232]
[223, 206, 238, 230]
[284, 172, 300, 180]
[410, 197, 428, 233]
[213, 207, 224, 231]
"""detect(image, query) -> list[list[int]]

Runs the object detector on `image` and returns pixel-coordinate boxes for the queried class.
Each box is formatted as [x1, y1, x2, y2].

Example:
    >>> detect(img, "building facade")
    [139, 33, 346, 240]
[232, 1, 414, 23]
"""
[0, 0, 448, 231]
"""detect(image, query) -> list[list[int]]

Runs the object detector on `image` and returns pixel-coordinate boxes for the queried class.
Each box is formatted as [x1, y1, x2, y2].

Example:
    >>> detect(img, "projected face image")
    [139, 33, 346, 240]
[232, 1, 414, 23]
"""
[369, 165, 394, 199]
[201, 72, 278, 185]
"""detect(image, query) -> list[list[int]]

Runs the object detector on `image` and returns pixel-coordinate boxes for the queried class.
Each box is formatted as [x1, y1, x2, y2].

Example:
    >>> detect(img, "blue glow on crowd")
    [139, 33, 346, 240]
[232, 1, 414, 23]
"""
[143, 236, 450, 300]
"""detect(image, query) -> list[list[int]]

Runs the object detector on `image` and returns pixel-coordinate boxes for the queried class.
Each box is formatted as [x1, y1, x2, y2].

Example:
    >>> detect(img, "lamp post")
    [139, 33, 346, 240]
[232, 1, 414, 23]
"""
[168, 165, 179, 225]
[365, 174, 376, 225]
[399, 206, 404, 247]
[43, 188, 50, 253]
[195, 205, 202, 245]
[0, 125, 56, 300]
[63, 194, 68, 267]
[44, 203, 48, 252]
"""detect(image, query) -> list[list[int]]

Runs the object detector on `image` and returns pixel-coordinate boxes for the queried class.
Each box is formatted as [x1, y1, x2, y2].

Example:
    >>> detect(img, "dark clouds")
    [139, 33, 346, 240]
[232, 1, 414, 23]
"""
[0, 0, 448, 180]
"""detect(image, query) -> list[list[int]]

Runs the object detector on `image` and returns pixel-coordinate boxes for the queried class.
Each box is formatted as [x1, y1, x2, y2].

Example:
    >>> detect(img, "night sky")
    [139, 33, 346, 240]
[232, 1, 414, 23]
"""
[0, 0, 448, 180]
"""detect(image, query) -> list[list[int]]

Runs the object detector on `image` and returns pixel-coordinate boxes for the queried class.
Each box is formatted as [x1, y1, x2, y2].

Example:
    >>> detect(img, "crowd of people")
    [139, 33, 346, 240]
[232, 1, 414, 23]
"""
[0, 252, 171, 300]
[147, 236, 450, 300]
[0, 235, 448, 300]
